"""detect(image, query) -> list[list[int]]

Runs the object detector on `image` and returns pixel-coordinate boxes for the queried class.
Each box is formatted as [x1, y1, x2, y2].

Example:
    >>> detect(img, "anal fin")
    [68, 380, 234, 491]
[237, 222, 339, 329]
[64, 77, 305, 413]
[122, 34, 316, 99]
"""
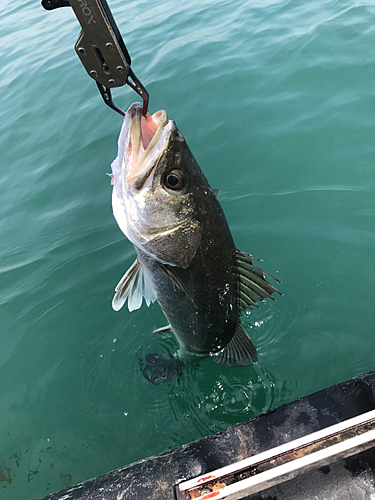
[213, 323, 257, 367]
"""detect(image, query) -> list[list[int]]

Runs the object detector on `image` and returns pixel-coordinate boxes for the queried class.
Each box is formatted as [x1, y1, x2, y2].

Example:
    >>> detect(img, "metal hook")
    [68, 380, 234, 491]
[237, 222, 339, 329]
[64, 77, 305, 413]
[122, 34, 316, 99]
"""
[96, 83, 125, 117]
[127, 68, 149, 116]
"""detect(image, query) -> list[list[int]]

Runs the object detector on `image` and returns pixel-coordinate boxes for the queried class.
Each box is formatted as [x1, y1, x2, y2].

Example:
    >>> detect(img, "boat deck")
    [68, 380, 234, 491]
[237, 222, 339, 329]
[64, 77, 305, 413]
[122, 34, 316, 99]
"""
[39, 371, 375, 500]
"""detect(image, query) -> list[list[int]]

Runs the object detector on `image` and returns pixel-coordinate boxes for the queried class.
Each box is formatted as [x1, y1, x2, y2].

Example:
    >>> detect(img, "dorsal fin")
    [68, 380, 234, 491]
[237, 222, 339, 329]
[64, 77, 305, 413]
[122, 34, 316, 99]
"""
[213, 323, 257, 366]
[112, 258, 156, 312]
[236, 249, 281, 313]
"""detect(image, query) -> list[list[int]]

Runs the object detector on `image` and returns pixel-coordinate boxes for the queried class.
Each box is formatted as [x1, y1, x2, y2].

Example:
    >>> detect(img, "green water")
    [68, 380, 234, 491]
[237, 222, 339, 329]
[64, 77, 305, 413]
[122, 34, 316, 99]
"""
[1, 0, 375, 498]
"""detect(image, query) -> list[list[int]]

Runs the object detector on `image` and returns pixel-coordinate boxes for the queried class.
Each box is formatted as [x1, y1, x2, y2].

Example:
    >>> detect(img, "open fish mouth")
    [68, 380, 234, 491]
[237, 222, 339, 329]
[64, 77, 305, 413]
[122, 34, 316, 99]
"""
[125, 103, 170, 191]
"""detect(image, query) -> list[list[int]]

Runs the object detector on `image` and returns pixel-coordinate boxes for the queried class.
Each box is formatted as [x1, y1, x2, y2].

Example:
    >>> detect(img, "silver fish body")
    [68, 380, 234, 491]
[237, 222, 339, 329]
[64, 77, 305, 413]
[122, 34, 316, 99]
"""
[111, 103, 280, 366]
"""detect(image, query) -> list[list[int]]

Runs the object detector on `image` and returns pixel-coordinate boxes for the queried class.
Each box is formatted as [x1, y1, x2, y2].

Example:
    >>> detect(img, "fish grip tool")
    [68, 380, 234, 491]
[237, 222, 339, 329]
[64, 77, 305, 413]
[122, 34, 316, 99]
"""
[41, 0, 149, 116]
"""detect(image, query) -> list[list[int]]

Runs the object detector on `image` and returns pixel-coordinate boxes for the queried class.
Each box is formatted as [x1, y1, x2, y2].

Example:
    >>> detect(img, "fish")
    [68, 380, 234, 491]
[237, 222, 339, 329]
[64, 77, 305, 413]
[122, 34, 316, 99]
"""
[110, 102, 280, 371]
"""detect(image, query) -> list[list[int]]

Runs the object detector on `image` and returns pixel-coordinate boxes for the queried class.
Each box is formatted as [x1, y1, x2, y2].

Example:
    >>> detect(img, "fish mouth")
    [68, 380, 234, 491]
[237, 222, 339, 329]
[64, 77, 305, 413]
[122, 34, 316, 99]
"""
[125, 103, 170, 191]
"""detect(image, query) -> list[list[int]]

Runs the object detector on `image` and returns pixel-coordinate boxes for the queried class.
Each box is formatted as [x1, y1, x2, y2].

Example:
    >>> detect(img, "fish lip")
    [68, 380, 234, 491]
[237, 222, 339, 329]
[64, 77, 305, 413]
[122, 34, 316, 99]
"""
[124, 103, 169, 191]
[127, 102, 143, 121]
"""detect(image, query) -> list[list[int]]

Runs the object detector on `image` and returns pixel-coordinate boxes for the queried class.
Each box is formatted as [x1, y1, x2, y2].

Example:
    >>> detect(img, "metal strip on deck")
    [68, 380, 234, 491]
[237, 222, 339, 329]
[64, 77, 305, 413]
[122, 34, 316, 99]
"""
[177, 409, 375, 500]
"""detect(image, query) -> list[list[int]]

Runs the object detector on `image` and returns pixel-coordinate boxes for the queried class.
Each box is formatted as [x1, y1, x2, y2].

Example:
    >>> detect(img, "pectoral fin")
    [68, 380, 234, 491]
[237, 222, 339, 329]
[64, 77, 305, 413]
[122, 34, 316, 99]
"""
[213, 323, 257, 367]
[112, 258, 156, 312]
[156, 263, 197, 307]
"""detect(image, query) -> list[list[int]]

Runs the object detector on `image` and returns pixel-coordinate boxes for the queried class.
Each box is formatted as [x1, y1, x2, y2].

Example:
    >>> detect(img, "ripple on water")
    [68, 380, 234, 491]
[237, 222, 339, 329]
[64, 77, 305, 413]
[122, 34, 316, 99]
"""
[241, 282, 302, 361]
[167, 350, 295, 440]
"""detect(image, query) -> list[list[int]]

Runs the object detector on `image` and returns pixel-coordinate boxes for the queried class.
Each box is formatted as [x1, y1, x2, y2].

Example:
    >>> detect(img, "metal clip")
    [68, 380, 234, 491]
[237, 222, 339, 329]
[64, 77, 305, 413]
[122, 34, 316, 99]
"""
[41, 0, 149, 116]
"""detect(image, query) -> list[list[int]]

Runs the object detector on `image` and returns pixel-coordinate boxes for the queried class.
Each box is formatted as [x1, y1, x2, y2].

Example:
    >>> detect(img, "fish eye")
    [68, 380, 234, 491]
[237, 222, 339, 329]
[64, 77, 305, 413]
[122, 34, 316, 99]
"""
[163, 170, 185, 191]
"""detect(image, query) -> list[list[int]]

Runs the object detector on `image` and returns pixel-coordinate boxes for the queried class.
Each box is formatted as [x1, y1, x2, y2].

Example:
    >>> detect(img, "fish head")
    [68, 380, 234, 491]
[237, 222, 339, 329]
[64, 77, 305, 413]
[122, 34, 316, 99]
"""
[111, 103, 211, 268]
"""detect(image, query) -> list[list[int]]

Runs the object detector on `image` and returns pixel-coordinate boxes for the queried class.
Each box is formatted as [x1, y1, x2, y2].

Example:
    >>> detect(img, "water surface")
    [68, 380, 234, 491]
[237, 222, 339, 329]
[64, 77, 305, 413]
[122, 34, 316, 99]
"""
[1, 0, 375, 498]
